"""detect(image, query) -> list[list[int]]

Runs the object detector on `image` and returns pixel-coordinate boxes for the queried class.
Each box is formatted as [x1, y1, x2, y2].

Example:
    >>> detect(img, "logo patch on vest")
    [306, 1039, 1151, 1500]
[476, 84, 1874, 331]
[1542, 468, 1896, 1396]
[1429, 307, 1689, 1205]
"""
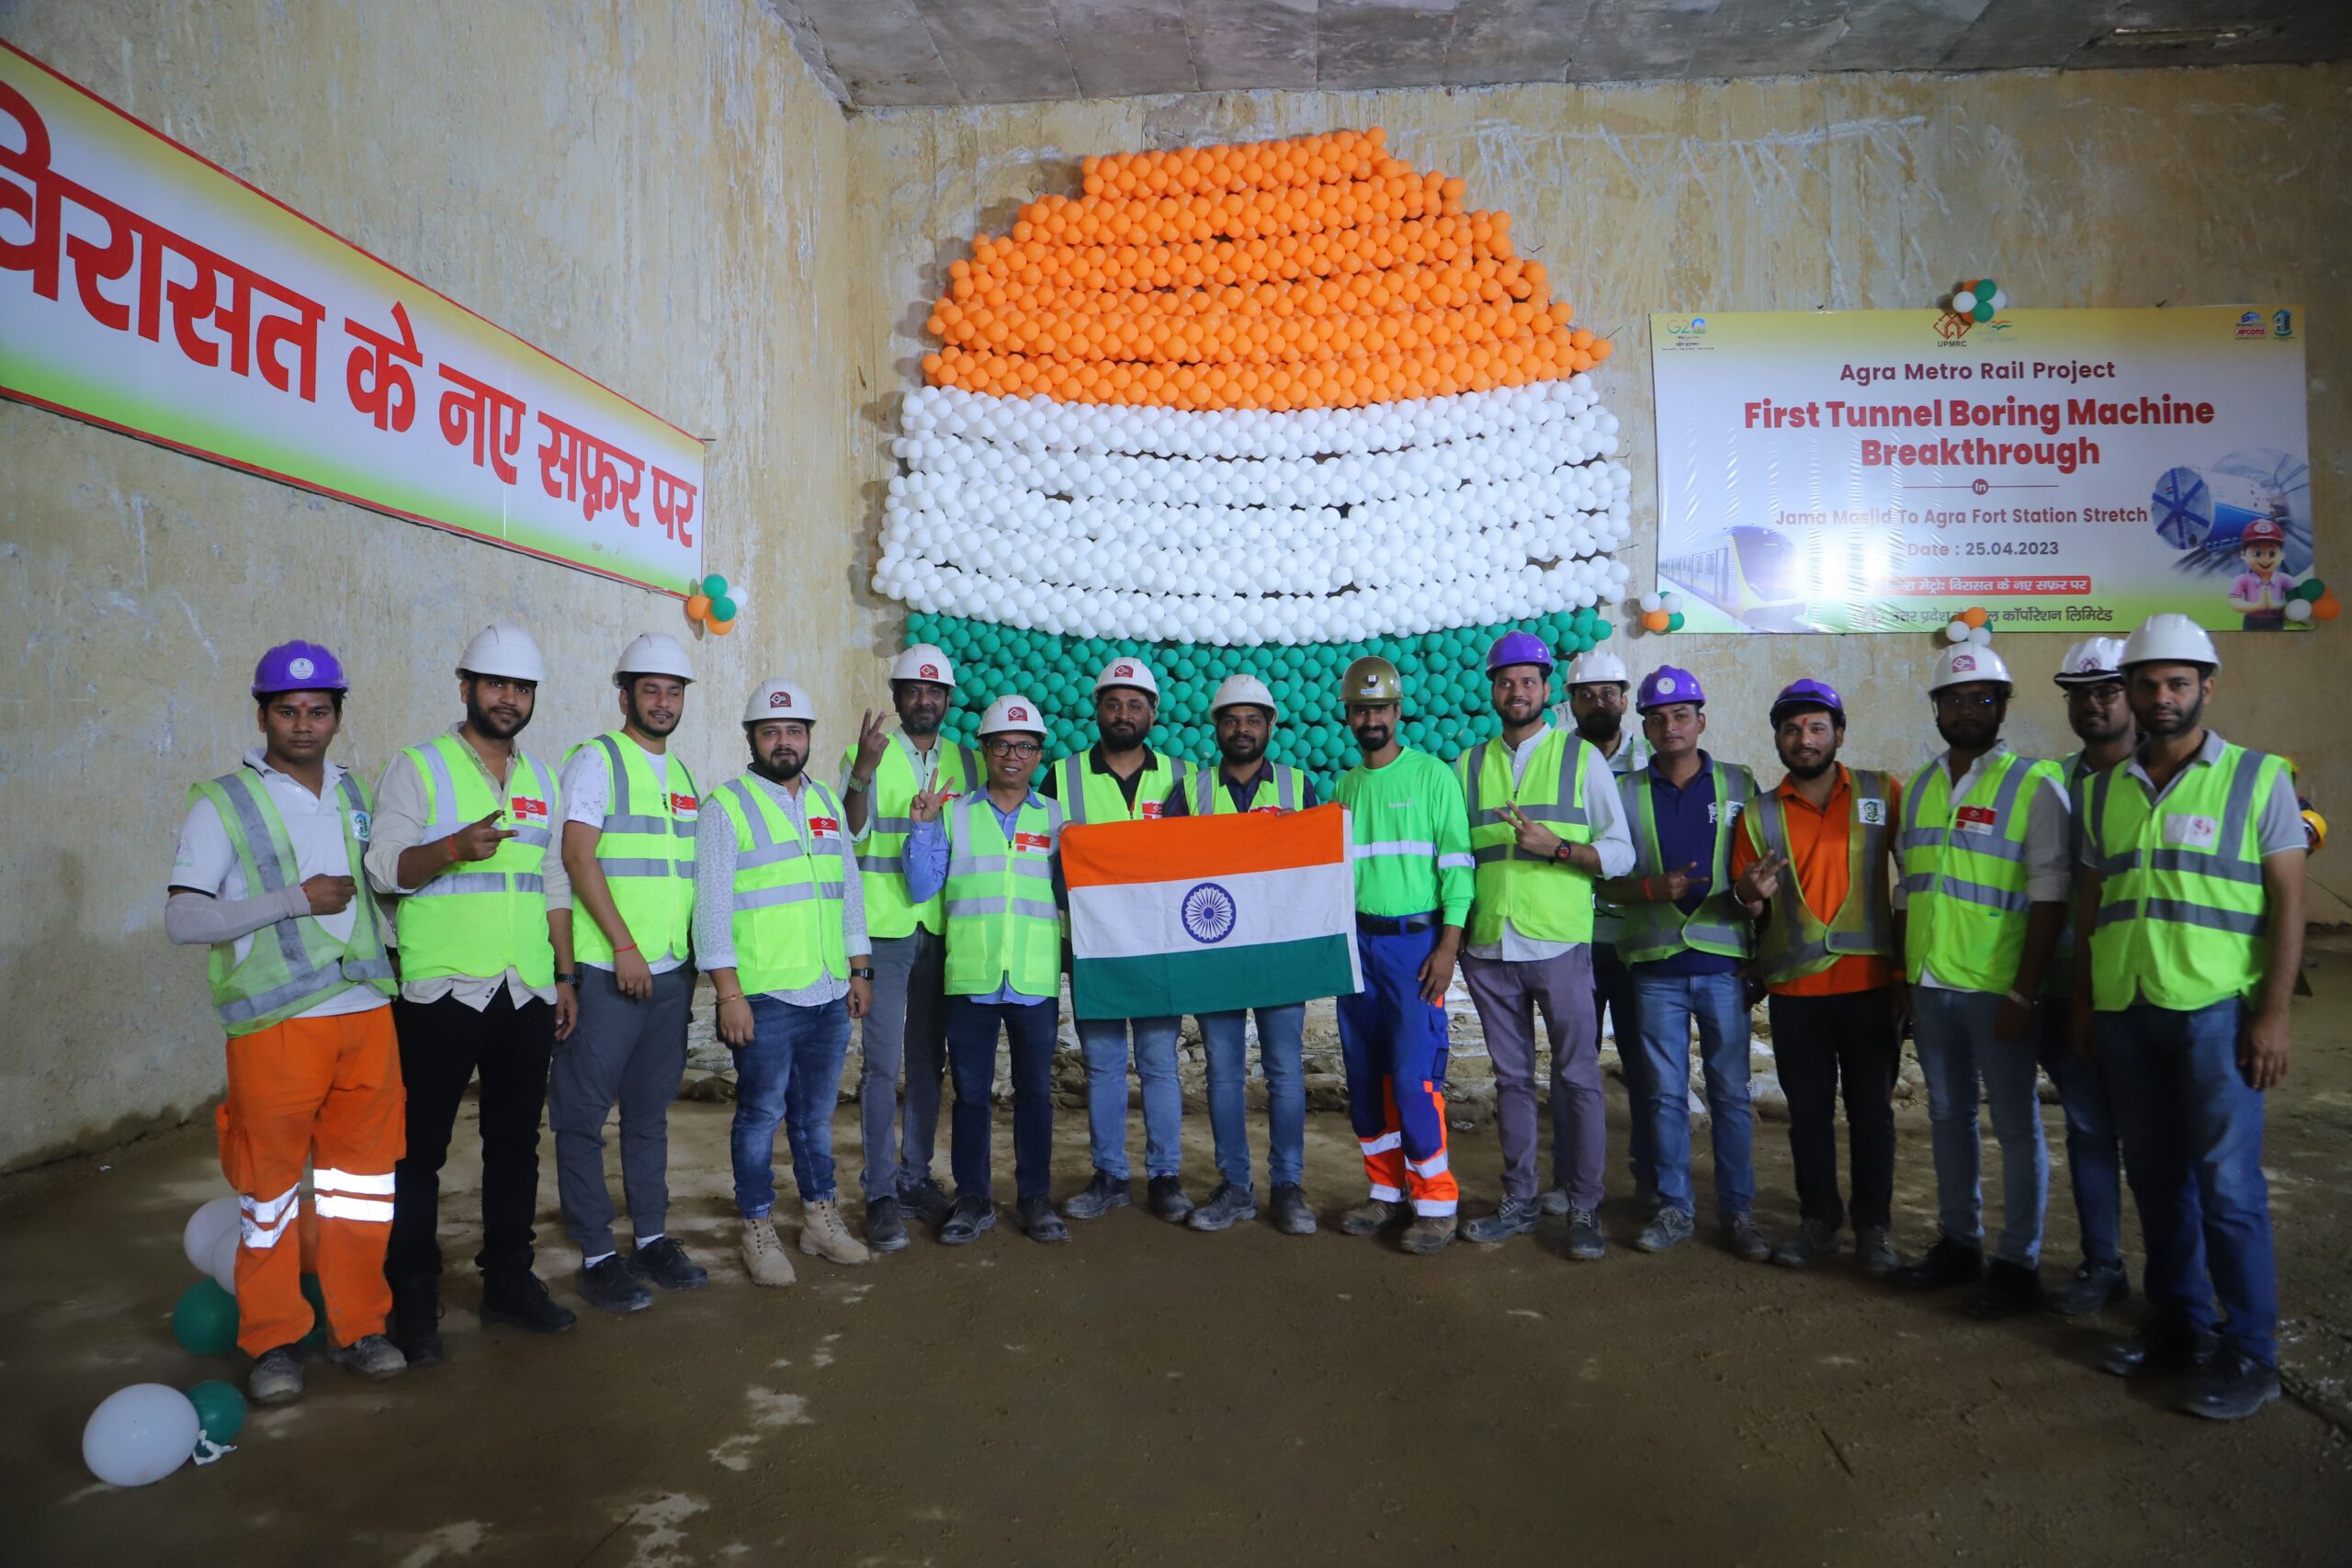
[1857, 798, 1887, 826]
[1139, 802, 1164, 819]
[2163, 812, 2221, 851]
[669, 792, 698, 816]
[1013, 830, 1051, 852]
[1709, 800, 1745, 825]
[808, 815, 840, 838]
[348, 808, 372, 842]
[1954, 805, 1997, 836]
[511, 795, 548, 821]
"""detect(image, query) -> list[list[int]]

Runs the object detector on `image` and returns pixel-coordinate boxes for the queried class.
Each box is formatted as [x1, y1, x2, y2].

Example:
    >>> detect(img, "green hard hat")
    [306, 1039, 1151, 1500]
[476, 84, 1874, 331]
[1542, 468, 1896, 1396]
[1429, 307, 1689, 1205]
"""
[1342, 655, 1403, 705]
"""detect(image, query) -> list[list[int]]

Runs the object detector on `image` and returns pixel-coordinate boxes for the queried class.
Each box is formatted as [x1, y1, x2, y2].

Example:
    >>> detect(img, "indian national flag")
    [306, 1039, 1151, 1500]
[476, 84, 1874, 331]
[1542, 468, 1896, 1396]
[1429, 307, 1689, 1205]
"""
[1063, 804, 1363, 1021]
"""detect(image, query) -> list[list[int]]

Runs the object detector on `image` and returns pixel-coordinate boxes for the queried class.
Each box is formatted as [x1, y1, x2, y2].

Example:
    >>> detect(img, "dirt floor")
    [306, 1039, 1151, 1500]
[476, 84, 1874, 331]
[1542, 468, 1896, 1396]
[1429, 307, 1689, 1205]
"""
[9, 957, 2352, 1567]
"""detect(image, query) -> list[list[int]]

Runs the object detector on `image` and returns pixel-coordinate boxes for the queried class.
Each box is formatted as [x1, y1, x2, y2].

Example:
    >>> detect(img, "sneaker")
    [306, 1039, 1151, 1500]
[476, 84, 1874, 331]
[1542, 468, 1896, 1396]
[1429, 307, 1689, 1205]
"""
[2046, 1258, 2129, 1317]
[1540, 1186, 1572, 1217]
[939, 1194, 996, 1247]
[248, 1344, 305, 1406]
[900, 1177, 956, 1229]
[1892, 1234, 1986, 1292]
[1148, 1175, 1197, 1224]
[628, 1236, 709, 1292]
[1015, 1194, 1069, 1243]
[1462, 1196, 1543, 1244]
[1400, 1213, 1456, 1255]
[2179, 1349, 2281, 1420]
[740, 1215, 797, 1288]
[1722, 1213, 1772, 1264]
[1772, 1218, 1841, 1269]
[1339, 1197, 1410, 1236]
[579, 1255, 654, 1314]
[1269, 1183, 1318, 1236]
[1061, 1170, 1132, 1221]
[1565, 1208, 1607, 1261]
[389, 1278, 445, 1368]
[329, 1333, 407, 1381]
[1962, 1258, 2043, 1320]
[1636, 1206, 1696, 1254]
[799, 1200, 873, 1267]
[1188, 1181, 1259, 1233]
[480, 1267, 577, 1334]
[1855, 1226, 1898, 1280]
[2102, 1322, 2219, 1380]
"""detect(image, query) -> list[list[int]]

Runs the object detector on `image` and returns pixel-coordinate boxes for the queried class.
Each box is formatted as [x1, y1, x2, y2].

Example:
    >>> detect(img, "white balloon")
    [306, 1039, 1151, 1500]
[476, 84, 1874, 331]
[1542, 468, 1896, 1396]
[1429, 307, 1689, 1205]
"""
[207, 1225, 241, 1295]
[1990, 291, 2009, 310]
[1951, 290, 1977, 313]
[182, 1196, 239, 1274]
[2285, 597, 2314, 623]
[1945, 619, 1973, 643]
[1639, 592, 1664, 614]
[82, 1384, 200, 1488]
[1969, 625, 1995, 646]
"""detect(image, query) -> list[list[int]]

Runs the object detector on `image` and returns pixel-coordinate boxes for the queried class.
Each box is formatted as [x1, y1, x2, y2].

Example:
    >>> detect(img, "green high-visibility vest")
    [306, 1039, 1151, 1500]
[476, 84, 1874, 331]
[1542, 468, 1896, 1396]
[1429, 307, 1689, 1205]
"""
[942, 793, 1064, 997]
[714, 775, 850, 996]
[391, 734, 558, 987]
[1615, 758, 1758, 965]
[1900, 749, 2063, 993]
[2044, 750, 2092, 998]
[1188, 762, 1303, 815]
[1744, 769, 1895, 985]
[187, 768, 395, 1035]
[1053, 748, 1192, 825]
[1454, 728, 1599, 947]
[567, 731, 697, 965]
[2086, 740, 2284, 1013]
[847, 735, 979, 941]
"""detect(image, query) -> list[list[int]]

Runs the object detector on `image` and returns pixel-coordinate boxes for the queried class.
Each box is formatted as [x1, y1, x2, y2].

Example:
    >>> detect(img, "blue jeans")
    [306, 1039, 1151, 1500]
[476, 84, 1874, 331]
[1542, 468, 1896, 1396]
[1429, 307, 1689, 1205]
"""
[1075, 1015, 1182, 1180]
[1630, 970, 1756, 1220]
[1912, 987, 2049, 1267]
[1592, 943, 1645, 1190]
[947, 996, 1058, 1202]
[2036, 997, 2124, 1266]
[729, 997, 851, 1216]
[1198, 1006, 1306, 1190]
[2098, 1000, 2278, 1365]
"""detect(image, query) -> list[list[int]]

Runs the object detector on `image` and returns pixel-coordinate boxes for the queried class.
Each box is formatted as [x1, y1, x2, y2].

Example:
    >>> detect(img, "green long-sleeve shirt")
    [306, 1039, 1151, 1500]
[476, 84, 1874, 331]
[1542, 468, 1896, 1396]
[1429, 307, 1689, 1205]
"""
[1332, 747, 1475, 924]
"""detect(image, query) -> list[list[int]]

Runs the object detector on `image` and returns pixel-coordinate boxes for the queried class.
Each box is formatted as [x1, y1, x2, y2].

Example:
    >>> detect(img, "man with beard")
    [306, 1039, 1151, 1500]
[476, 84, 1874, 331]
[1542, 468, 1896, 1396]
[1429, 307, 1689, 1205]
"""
[1331, 656, 1475, 1255]
[1045, 659, 1198, 1224]
[700, 680, 874, 1282]
[1890, 646, 2069, 1318]
[1455, 633, 1633, 1258]
[841, 644, 978, 1252]
[367, 625, 578, 1363]
[1729, 680, 1904, 1279]
[2075, 615, 2305, 1420]
[551, 633, 708, 1313]
[1162, 672, 1320, 1236]
[2039, 637, 2135, 1316]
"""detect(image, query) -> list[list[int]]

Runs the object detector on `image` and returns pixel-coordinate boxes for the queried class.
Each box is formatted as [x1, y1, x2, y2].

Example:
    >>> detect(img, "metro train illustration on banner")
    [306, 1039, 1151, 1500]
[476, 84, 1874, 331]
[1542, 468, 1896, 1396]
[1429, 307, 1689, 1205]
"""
[1657, 525, 1815, 631]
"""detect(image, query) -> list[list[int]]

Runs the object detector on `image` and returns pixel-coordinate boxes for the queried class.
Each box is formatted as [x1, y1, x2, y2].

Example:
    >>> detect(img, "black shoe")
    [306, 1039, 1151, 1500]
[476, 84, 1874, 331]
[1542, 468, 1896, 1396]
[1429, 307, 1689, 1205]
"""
[1891, 1235, 1985, 1292]
[1148, 1175, 1196, 1224]
[1962, 1258, 2042, 1320]
[578, 1255, 655, 1314]
[1016, 1194, 1069, 1243]
[1268, 1182, 1318, 1236]
[389, 1278, 446, 1367]
[939, 1194, 995, 1246]
[1187, 1180, 1258, 1233]
[628, 1236, 708, 1292]
[1463, 1196, 1543, 1244]
[1062, 1170, 1132, 1221]
[479, 1267, 577, 1334]
[2179, 1349, 2282, 1420]
[899, 1177, 956, 1229]
[2046, 1258, 2130, 1317]
[2101, 1322, 2220, 1379]
[865, 1194, 910, 1254]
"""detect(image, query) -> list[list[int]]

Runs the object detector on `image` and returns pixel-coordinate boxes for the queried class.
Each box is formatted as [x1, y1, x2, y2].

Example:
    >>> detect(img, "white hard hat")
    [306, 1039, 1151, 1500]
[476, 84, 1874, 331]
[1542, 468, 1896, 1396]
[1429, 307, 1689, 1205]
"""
[2120, 613, 2222, 673]
[1209, 672, 1278, 720]
[1929, 642, 2015, 694]
[743, 678, 815, 727]
[2053, 637, 2128, 687]
[1566, 649, 1629, 688]
[978, 694, 1046, 738]
[613, 632, 695, 686]
[457, 623, 545, 683]
[890, 643, 957, 688]
[1093, 657, 1159, 699]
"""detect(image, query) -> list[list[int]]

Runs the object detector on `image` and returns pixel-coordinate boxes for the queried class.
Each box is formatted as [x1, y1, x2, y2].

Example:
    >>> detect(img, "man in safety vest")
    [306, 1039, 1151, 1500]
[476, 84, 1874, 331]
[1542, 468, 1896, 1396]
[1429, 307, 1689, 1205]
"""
[1455, 632, 1632, 1258]
[699, 679, 874, 1284]
[551, 633, 707, 1313]
[2039, 637, 2136, 1317]
[1044, 658, 1197, 1224]
[1729, 679, 1905, 1279]
[1162, 672, 1321, 1236]
[1891, 644, 2071, 1317]
[1332, 656, 1475, 1255]
[1596, 666, 1770, 1261]
[366, 625, 580, 1365]
[166, 641, 404, 1404]
[906, 694, 1069, 1246]
[2075, 614, 2305, 1420]
[841, 642, 977, 1253]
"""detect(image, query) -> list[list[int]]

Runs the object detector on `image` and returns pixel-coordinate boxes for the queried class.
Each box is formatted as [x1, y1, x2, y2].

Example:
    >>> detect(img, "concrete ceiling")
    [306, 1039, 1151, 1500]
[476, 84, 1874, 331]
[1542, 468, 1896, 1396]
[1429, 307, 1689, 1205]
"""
[765, 0, 2352, 108]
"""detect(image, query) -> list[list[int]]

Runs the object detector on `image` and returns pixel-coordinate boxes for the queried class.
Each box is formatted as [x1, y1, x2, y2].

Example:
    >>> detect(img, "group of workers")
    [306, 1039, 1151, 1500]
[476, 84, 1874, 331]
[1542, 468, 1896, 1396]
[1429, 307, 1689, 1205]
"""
[167, 609, 2306, 1426]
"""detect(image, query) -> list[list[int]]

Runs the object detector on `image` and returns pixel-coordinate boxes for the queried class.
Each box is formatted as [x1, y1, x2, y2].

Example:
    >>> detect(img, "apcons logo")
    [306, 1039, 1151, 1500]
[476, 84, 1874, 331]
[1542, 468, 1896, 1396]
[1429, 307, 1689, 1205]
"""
[2236, 310, 2267, 340]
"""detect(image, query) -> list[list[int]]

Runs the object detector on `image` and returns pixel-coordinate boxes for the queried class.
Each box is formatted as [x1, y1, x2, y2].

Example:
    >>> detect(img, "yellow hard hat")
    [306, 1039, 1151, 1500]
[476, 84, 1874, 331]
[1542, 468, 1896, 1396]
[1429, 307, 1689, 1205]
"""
[1342, 656, 1403, 705]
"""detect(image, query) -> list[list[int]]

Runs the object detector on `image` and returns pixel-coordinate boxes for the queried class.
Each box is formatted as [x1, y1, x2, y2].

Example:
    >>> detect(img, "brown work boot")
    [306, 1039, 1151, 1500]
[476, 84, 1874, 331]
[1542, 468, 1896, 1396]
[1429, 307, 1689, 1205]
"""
[1339, 1197, 1409, 1236]
[798, 1200, 871, 1267]
[1400, 1214, 1456, 1255]
[740, 1215, 797, 1287]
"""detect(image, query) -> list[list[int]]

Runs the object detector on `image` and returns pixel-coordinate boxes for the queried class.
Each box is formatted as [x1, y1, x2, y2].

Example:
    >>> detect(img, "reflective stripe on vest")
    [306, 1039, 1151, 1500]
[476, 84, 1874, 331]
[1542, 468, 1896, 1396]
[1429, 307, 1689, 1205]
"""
[716, 776, 849, 995]
[1455, 728, 1597, 947]
[942, 794, 1064, 997]
[1056, 751, 1190, 825]
[854, 736, 978, 940]
[1614, 759, 1757, 964]
[2043, 750, 2091, 998]
[1899, 750, 2057, 993]
[393, 734, 557, 987]
[1745, 768, 1895, 984]
[568, 731, 696, 964]
[1191, 763, 1301, 816]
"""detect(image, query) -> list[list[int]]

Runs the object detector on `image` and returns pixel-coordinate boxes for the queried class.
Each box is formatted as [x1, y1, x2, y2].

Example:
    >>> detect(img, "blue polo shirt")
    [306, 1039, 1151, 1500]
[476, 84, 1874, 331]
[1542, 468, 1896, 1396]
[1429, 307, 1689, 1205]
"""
[1635, 750, 1741, 978]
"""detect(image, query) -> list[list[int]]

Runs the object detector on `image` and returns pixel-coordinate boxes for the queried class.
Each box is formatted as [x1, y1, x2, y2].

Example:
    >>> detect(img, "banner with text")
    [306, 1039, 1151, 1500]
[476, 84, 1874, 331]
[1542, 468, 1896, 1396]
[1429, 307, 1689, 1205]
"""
[0, 43, 702, 593]
[1650, 306, 2310, 634]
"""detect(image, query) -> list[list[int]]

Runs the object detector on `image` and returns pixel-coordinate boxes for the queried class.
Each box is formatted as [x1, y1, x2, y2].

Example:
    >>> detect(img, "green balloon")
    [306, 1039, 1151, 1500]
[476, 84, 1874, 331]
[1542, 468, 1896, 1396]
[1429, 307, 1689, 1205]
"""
[2296, 578, 2325, 602]
[172, 1279, 240, 1357]
[187, 1379, 247, 1445]
[1972, 300, 1995, 322]
[708, 595, 737, 623]
[1667, 612, 1686, 631]
[1592, 618, 1613, 641]
[700, 572, 729, 599]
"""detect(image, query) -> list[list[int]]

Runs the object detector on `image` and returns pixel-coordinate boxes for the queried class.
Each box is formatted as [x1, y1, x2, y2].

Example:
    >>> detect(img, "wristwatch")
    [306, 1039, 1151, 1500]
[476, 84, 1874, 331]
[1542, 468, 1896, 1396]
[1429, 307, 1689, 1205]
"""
[553, 971, 579, 987]
[849, 965, 875, 980]
[1552, 841, 1574, 863]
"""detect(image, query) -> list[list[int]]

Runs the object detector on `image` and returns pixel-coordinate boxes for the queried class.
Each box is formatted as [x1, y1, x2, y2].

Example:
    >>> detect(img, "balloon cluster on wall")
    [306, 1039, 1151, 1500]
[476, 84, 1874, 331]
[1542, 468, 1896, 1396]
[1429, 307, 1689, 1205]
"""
[1941, 276, 2010, 322]
[2285, 576, 2339, 625]
[684, 571, 743, 637]
[1634, 591, 1684, 633]
[1942, 604, 1997, 645]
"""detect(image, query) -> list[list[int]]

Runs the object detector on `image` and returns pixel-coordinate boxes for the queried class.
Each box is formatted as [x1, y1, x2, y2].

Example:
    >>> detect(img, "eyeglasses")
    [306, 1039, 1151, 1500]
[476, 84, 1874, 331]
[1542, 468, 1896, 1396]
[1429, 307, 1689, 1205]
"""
[1933, 691, 2001, 712]
[985, 740, 1041, 758]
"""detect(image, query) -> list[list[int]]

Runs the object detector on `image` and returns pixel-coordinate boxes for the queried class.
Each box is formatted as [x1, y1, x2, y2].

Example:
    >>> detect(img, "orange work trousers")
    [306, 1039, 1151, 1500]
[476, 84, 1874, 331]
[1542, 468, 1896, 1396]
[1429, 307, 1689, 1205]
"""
[216, 1006, 404, 1356]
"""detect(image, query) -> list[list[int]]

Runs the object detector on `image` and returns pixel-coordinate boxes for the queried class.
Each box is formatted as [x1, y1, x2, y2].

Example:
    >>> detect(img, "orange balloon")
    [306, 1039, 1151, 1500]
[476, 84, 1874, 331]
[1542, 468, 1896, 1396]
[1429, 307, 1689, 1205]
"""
[2314, 594, 2341, 622]
[1961, 605, 1989, 628]
[684, 593, 711, 622]
[1643, 609, 1672, 633]
[707, 615, 736, 637]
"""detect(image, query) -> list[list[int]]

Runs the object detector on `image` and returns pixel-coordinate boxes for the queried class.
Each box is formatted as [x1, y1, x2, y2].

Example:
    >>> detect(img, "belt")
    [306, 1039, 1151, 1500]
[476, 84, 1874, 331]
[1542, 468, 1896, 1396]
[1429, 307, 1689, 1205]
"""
[1356, 911, 1439, 935]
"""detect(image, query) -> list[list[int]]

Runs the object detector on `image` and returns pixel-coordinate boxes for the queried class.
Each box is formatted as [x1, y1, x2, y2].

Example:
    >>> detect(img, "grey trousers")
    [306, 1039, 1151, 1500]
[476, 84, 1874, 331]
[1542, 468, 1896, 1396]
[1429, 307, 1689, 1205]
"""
[1462, 947, 1604, 1207]
[858, 927, 950, 1201]
[548, 964, 695, 1258]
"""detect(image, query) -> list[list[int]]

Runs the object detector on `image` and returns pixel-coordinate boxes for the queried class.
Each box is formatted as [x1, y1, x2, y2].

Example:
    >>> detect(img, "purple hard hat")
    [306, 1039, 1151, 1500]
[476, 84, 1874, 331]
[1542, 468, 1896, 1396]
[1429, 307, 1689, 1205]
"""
[1770, 677, 1843, 723]
[1486, 629, 1555, 674]
[252, 640, 349, 697]
[1637, 665, 1705, 711]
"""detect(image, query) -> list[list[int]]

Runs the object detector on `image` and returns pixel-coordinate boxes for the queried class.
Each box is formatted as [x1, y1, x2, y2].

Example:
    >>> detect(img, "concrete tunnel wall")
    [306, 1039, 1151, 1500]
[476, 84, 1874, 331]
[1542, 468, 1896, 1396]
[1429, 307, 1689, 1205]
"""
[2, 4, 2346, 1170]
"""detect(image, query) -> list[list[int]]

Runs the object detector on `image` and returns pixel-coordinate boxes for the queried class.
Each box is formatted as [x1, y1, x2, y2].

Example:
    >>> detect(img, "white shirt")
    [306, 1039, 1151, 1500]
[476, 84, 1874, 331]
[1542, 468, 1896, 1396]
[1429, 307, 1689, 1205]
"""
[1912, 741, 2075, 994]
[168, 748, 387, 1020]
[1464, 727, 1637, 964]
[694, 773, 868, 1003]
[558, 736, 687, 975]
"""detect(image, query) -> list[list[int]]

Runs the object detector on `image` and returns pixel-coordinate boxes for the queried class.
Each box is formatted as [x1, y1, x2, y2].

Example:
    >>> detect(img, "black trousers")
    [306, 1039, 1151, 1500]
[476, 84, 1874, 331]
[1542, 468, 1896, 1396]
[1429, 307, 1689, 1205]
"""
[1769, 987, 1900, 1231]
[385, 989, 555, 1282]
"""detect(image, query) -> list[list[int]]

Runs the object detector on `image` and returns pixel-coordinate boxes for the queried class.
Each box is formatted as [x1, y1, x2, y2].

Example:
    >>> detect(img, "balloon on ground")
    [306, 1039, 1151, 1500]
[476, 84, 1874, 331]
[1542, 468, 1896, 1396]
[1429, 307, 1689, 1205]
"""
[181, 1196, 238, 1274]
[83, 1383, 201, 1487]
[171, 1279, 240, 1357]
[186, 1379, 247, 1446]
